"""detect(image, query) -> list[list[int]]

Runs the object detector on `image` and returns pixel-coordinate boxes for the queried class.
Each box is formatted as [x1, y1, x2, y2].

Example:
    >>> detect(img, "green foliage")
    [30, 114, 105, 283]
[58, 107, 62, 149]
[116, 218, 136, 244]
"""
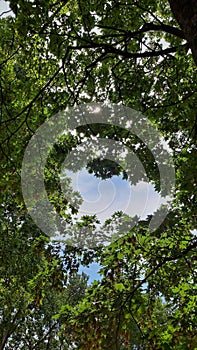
[0, 0, 197, 349]
[0, 200, 89, 349]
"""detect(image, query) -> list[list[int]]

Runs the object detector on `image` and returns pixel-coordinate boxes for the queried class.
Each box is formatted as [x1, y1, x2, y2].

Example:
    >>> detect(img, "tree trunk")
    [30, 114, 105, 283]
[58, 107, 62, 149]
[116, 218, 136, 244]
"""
[168, 0, 197, 65]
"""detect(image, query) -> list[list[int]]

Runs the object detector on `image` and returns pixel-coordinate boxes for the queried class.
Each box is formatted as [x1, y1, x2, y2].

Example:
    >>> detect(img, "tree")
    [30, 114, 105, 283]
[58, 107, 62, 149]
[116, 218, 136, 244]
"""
[168, 0, 197, 65]
[0, 0, 197, 349]
[0, 200, 89, 350]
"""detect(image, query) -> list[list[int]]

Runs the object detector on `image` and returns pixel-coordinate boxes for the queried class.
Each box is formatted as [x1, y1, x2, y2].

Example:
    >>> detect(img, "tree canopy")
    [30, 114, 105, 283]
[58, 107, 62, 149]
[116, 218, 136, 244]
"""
[0, 0, 197, 349]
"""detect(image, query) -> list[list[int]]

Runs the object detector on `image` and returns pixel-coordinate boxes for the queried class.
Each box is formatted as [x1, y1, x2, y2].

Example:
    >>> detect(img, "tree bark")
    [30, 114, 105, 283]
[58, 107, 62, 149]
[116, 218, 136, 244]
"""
[168, 0, 197, 65]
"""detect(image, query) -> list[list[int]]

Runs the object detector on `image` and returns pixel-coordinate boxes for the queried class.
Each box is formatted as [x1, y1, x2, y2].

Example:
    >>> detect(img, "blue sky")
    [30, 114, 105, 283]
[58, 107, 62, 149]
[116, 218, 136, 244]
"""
[65, 167, 169, 224]
[79, 263, 102, 284]
[64, 167, 170, 282]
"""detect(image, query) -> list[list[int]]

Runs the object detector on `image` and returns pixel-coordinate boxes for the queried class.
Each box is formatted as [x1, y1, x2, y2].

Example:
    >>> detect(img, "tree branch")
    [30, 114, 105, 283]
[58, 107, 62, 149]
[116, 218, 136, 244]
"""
[123, 238, 197, 305]
[97, 22, 185, 40]
[140, 22, 185, 39]
[70, 42, 188, 59]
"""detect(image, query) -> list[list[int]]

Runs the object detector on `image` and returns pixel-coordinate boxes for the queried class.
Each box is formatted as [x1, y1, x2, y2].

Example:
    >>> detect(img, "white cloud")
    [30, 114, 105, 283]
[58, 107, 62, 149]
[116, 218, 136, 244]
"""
[0, 0, 13, 17]
[64, 168, 170, 223]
